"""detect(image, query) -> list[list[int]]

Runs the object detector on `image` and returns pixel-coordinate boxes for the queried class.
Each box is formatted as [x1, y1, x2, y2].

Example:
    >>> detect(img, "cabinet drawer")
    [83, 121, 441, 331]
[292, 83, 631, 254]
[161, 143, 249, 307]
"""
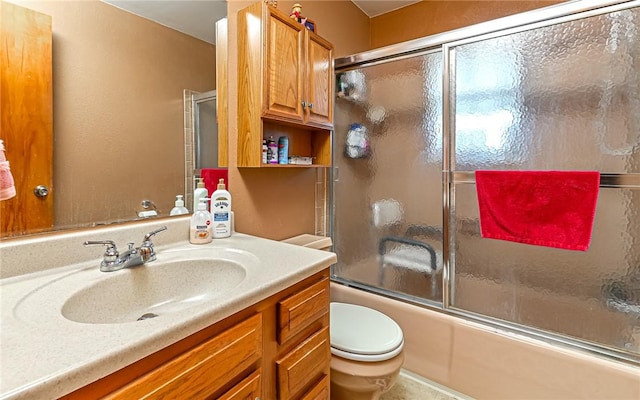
[301, 375, 329, 400]
[276, 327, 330, 400]
[106, 313, 262, 399]
[277, 277, 329, 344]
[219, 369, 261, 400]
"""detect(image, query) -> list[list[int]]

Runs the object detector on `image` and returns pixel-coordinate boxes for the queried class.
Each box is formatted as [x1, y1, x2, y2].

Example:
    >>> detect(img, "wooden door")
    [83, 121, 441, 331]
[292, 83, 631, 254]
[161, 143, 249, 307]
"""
[215, 17, 229, 168]
[0, 2, 53, 238]
[263, 7, 305, 123]
[305, 31, 333, 128]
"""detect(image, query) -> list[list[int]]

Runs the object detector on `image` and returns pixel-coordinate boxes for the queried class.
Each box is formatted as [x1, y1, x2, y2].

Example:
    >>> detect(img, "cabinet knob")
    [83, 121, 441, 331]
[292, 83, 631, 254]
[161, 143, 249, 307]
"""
[301, 100, 306, 109]
[308, 102, 314, 109]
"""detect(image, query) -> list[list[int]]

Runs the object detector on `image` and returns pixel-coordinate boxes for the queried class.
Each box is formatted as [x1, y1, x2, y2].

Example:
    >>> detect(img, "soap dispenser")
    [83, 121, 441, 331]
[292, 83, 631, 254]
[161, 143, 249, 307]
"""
[169, 195, 189, 216]
[193, 178, 208, 212]
[190, 198, 212, 244]
[211, 178, 232, 238]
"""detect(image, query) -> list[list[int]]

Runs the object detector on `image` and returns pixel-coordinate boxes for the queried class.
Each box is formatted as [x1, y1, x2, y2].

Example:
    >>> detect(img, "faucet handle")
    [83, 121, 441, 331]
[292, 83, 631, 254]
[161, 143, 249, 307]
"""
[143, 226, 168, 242]
[139, 226, 167, 262]
[84, 240, 119, 264]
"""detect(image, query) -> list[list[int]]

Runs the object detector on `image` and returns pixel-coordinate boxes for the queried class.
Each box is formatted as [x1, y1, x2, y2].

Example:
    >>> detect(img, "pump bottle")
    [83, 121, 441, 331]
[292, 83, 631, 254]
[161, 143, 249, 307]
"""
[193, 178, 208, 212]
[190, 198, 212, 244]
[170, 195, 189, 216]
[211, 179, 232, 238]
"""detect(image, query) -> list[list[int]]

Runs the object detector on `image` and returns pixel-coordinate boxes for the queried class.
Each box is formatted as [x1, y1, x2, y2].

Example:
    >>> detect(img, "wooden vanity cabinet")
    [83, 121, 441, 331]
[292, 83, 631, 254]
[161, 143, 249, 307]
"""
[61, 270, 330, 400]
[237, 2, 334, 168]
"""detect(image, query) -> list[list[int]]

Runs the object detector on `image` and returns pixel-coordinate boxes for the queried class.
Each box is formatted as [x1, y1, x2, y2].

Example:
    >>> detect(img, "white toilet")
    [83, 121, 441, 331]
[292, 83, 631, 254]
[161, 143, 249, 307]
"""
[330, 302, 404, 400]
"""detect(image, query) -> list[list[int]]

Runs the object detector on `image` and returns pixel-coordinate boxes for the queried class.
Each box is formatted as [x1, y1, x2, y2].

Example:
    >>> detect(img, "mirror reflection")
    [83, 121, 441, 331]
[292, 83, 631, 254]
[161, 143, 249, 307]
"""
[1, 0, 227, 239]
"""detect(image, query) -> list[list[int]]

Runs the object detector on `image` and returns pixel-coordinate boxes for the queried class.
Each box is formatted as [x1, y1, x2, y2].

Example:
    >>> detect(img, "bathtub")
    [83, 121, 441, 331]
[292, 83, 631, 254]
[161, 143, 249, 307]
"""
[331, 282, 640, 400]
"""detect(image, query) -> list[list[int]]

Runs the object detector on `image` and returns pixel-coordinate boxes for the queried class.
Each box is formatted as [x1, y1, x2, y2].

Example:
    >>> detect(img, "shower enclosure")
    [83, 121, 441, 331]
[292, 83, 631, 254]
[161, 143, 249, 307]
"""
[183, 89, 220, 211]
[331, 0, 640, 363]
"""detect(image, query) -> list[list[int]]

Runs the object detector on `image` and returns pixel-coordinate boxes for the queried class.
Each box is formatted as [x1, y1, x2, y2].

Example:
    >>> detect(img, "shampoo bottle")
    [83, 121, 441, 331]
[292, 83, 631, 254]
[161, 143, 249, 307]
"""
[278, 136, 289, 164]
[262, 139, 268, 164]
[211, 178, 232, 238]
[193, 178, 208, 212]
[190, 198, 212, 244]
[267, 136, 278, 164]
[169, 195, 189, 216]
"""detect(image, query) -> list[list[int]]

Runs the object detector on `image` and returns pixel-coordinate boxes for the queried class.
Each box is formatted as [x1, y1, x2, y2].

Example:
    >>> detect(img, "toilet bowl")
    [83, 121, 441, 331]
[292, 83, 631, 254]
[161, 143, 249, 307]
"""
[330, 302, 404, 400]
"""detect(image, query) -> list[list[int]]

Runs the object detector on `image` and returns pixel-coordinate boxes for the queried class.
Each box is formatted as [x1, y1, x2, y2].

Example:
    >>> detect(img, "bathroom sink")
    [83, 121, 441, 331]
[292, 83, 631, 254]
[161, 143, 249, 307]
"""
[12, 247, 259, 326]
[61, 259, 246, 324]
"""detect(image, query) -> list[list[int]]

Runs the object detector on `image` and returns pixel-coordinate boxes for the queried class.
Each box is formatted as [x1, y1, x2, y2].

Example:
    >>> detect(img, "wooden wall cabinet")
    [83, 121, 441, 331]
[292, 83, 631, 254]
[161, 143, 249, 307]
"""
[62, 270, 330, 400]
[237, 2, 334, 168]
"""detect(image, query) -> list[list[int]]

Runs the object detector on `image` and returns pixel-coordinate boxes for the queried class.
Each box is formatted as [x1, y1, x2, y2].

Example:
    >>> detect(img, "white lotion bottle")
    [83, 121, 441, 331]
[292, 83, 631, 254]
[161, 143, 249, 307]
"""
[170, 195, 189, 216]
[193, 178, 208, 212]
[211, 178, 232, 238]
[190, 198, 213, 244]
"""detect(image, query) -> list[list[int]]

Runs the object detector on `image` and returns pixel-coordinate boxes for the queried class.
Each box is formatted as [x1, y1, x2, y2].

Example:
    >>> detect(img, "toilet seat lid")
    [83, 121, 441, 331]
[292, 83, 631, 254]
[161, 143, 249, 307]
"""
[330, 302, 403, 361]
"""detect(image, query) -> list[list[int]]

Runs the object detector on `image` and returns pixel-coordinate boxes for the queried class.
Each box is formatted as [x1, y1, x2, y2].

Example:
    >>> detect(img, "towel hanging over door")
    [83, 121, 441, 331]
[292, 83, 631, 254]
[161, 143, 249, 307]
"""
[475, 170, 600, 251]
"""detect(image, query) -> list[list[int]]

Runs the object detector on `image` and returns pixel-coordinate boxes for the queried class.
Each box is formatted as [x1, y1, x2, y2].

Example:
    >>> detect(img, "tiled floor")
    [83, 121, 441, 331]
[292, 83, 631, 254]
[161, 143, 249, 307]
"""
[381, 370, 472, 400]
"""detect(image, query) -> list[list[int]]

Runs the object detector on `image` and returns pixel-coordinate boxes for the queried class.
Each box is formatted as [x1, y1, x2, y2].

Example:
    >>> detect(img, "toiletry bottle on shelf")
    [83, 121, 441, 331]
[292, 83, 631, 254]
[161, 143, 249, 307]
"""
[211, 178, 232, 238]
[262, 139, 268, 164]
[278, 136, 289, 164]
[170, 195, 189, 216]
[193, 178, 208, 212]
[267, 136, 278, 164]
[190, 198, 212, 244]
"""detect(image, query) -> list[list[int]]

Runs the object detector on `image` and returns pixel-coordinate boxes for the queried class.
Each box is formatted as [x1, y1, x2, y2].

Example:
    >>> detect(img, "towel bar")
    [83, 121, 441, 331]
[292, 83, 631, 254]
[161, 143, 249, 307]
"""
[452, 171, 640, 188]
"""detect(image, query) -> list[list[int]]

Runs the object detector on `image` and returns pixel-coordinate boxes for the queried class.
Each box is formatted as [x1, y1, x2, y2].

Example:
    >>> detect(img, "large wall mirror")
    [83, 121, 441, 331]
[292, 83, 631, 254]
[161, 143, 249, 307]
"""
[1, 0, 227, 239]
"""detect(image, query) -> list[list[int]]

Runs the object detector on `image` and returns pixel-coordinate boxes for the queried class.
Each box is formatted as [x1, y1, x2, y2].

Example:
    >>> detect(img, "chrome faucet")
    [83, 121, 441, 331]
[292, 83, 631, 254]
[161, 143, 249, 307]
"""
[84, 226, 167, 272]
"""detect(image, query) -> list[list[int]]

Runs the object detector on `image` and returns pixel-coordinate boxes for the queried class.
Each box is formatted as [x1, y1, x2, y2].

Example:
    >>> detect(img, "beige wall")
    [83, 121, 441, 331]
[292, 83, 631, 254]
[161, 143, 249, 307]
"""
[7, 0, 215, 229]
[227, 1, 370, 240]
[370, 0, 565, 49]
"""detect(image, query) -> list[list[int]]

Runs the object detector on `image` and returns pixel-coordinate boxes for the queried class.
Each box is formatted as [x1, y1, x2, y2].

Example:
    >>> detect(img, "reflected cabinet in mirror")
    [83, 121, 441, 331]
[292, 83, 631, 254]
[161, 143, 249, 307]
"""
[0, 0, 227, 238]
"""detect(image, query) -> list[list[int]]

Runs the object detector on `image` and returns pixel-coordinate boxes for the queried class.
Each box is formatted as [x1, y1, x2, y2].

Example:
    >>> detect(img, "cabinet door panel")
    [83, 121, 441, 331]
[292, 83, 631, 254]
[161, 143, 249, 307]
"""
[219, 369, 261, 400]
[305, 32, 333, 128]
[278, 277, 329, 344]
[301, 375, 330, 400]
[105, 314, 262, 399]
[276, 327, 331, 400]
[265, 10, 304, 122]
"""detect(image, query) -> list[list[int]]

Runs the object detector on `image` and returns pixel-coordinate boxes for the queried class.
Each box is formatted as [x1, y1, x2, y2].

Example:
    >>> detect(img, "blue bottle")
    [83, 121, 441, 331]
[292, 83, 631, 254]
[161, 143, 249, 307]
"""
[278, 136, 289, 164]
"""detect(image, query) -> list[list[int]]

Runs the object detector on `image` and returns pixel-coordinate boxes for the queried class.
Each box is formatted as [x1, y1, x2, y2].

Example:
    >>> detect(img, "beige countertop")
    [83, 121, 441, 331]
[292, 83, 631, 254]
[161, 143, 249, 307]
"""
[0, 220, 336, 399]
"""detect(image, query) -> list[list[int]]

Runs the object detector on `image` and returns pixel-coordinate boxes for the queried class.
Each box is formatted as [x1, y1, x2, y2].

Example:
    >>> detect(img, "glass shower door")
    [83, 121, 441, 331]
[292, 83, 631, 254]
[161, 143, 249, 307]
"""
[332, 51, 444, 304]
[448, 6, 640, 357]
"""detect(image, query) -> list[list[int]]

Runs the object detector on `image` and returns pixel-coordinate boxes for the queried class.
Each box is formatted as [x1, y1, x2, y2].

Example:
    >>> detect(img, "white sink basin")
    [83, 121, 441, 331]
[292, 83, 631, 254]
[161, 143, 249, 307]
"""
[62, 260, 246, 324]
[13, 247, 257, 325]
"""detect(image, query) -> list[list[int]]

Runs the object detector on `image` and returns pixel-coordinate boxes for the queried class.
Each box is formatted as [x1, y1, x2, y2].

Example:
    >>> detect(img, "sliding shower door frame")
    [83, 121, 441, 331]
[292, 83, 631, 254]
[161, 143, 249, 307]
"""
[332, 0, 640, 365]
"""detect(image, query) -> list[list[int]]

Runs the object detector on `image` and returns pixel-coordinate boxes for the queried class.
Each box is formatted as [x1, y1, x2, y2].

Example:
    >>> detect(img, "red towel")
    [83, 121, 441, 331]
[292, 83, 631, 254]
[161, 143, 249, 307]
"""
[200, 168, 228, 196]
[475, 171, 600, 251]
